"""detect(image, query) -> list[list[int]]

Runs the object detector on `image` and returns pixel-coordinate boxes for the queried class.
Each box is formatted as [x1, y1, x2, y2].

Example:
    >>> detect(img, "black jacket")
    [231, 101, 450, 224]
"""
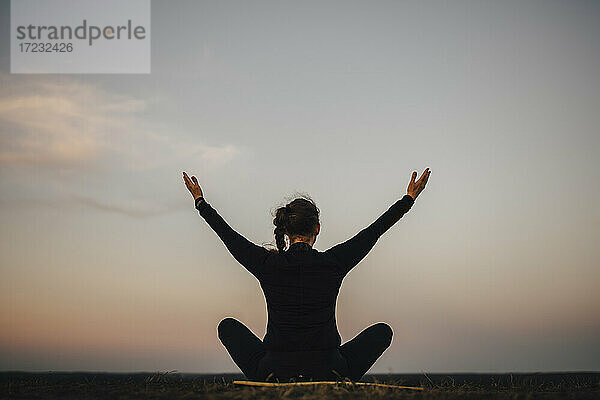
[195, 194, 415, 351]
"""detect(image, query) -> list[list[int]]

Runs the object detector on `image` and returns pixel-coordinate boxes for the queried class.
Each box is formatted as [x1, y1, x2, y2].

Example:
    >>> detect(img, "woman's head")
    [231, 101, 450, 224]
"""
[272, 195, 320, 253]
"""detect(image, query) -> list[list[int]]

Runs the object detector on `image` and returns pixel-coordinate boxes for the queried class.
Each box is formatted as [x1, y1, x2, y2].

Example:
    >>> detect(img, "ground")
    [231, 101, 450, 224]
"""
[1, 372, 598, 399]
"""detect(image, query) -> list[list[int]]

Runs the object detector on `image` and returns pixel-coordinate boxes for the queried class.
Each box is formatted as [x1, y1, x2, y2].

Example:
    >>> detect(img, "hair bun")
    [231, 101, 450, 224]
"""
[274, 206, 288, 229]
[273, 196, 319, 253]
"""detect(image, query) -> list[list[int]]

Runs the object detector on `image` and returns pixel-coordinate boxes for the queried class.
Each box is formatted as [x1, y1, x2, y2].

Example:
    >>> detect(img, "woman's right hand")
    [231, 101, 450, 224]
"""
[406, 168, 431, 200]
[183, 171, 204, 201]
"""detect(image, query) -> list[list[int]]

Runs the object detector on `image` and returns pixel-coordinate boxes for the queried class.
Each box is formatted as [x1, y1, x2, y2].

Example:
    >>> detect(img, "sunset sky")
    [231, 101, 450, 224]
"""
[1, 0, 599, 373]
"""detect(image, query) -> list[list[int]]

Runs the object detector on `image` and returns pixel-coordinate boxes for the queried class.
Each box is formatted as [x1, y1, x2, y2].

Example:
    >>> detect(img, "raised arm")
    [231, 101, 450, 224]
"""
[325, 168, 431, 275]
[183, 172, 270, 278]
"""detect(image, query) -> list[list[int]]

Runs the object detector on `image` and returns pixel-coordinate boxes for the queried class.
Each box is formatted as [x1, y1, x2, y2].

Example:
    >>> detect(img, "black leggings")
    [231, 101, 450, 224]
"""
[217, 318, 393, 381]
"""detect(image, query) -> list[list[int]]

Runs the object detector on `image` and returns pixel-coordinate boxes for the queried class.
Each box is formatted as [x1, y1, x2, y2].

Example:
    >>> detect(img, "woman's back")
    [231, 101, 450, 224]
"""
[259, 241, 345, 351]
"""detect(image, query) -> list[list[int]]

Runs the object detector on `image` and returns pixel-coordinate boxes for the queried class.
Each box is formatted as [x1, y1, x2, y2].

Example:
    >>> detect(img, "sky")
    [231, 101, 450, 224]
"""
[0, 0, 599, 373]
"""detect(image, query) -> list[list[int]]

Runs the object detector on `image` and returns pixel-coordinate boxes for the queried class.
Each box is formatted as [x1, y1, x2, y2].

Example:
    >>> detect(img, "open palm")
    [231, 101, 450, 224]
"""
[183, 171, 203, 200]
[407, 168, 431, 200]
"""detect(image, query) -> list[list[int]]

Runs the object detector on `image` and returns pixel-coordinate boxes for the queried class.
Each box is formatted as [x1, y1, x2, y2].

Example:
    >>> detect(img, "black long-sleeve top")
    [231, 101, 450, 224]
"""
[195, 194, 415, 352]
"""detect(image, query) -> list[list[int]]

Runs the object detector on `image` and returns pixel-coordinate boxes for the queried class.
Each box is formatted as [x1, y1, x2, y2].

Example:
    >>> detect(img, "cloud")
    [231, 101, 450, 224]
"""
[0, 94, 106, 168]
[0, 195, 190, 218]
[0, 73, 240, 171]
[69, 195, 184, 218]
[0, 74, 241, 218]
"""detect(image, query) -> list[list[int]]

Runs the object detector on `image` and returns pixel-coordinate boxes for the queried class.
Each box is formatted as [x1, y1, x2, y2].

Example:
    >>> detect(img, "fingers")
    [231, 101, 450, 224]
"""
[183, 172, 199, 186]
[416, 168, 430, 185]
[183, 171, 191, 187]
[407, 168, 431, 199]
[183, 172, 198, 194]
[418, 169, 431, 192]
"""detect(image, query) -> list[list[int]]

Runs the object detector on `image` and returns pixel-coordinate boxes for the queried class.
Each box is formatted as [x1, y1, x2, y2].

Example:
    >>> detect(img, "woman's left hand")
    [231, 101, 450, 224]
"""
[183, 171, 204, 200]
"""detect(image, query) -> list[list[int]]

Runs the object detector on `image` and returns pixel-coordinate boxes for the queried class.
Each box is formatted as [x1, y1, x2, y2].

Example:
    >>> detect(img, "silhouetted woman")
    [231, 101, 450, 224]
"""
[183, 168, 430, 382]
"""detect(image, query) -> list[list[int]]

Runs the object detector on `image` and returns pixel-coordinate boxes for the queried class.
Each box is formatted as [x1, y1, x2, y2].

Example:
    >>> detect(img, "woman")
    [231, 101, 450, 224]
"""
[183, 168, 430, 382]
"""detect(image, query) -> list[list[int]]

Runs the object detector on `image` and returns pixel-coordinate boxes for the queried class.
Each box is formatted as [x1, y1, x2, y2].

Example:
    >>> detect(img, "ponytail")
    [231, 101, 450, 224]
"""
[273, 207, 288, 253]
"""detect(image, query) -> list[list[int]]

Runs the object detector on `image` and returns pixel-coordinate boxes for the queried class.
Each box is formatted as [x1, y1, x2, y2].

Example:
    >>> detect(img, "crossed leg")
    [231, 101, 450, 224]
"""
[218, 318, 392, 382]
[339, 322, 393, 381]
[217, 317, 266, 380]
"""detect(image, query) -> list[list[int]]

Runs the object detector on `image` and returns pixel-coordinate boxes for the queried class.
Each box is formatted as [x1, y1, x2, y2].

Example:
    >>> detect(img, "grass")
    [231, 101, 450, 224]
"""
[1, 372, 598, 399]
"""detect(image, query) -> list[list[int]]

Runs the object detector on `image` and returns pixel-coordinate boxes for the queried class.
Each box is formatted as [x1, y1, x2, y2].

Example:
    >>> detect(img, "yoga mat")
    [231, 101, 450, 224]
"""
[233, 380, 424, 390]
